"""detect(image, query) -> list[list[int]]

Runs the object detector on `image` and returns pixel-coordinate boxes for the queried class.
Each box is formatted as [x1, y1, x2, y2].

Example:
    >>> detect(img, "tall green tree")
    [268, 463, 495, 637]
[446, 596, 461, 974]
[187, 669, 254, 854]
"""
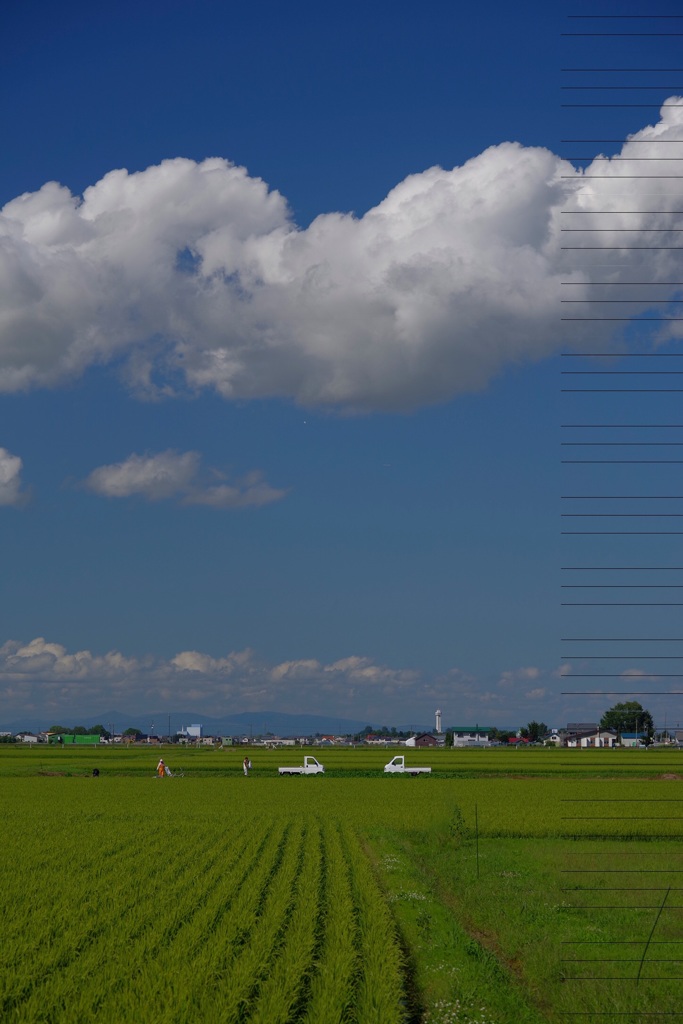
[599, 701, 653, 738]
[526, 721, 548, 742]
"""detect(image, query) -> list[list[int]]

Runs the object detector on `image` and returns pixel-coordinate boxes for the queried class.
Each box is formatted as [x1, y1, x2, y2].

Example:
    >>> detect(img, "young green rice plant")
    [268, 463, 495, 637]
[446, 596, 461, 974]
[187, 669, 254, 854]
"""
[302, 821, 359, 1024]
[189, 821, 307, 1022]
[117, 819, 290, 1022]
[344, 827, 407, 1024]
[6, 823, 251, 1021]
[247, 821, 323, 1024]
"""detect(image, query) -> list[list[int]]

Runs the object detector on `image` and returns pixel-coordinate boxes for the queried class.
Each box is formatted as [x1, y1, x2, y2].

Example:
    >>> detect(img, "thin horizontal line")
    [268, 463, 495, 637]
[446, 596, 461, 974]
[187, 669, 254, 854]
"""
[564, 88, 683, 92]
[562, 462, 683, 464]
[566, 160, 683, 163]
[565, 376, 683, 378]
[562, 102, 683, 106]
[566, 831, 682, 837]
[562, 355, 683, 358]
[563, 317, 683, 320]
[564, 977, 683, 981]
[564, 445, 683, 448]
[563, 394, 683, 397]
[561, 136, 683, 139]
[561, 279, 683, 282]
[564, 376, 683, 379]
[562, 301, 683, 304]
[565, 378, 683, 382]
[565, 68, 683, 71]
[562, 496, 683, 498]
[561, 424, 683, 427]
[562, 33, 683, 37]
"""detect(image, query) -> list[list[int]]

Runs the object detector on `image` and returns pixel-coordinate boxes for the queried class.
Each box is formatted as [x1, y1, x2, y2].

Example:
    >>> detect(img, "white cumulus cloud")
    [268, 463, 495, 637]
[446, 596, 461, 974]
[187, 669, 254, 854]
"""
[0, 447, 26, 506]
[83, 450, 286, 508]
[0, 638, 425, 718]
[3, 103, 683, 411]
[0, 636, 657, 726]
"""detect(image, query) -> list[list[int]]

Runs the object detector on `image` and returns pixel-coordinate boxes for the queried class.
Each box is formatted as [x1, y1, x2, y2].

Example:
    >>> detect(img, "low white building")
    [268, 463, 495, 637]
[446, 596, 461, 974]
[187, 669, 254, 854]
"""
[566, 729, 617, 748]
[178, 723, 202, 740]
[450, 727, 493, 747]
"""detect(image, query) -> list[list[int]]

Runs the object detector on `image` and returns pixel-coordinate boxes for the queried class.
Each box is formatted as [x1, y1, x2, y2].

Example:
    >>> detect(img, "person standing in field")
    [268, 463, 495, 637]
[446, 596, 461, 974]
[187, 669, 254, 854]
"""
[157, 758, 165, 779]
[243, 755, 251, 776]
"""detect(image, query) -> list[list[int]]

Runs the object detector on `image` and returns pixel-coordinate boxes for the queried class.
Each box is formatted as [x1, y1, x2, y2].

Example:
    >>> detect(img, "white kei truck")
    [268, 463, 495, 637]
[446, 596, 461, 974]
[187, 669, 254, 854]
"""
[384, 755, 431, 776]
[278, 755, 325, 776]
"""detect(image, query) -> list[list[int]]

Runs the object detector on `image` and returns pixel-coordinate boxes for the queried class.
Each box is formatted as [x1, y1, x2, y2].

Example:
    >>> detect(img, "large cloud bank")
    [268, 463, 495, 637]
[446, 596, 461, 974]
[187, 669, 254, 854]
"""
[0, 637, 550, 722]
[3, 104, 683, 411]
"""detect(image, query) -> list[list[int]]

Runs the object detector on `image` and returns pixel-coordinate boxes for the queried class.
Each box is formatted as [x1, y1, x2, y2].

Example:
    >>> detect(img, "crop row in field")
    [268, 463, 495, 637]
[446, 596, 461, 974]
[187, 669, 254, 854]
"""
[1, 780, 408, 1024]
[3, 743, 683, 778]
[5, 758, 683, 1022]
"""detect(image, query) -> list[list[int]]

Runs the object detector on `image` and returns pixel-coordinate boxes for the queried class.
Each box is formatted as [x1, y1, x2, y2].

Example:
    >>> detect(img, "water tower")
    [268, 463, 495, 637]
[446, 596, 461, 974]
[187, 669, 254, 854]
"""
[435, 709, 442, 734]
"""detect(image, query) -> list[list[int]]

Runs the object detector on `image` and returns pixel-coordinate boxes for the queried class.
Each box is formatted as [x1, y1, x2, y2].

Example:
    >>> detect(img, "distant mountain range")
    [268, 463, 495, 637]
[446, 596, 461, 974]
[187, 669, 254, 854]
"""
[2, 709, 433, 737]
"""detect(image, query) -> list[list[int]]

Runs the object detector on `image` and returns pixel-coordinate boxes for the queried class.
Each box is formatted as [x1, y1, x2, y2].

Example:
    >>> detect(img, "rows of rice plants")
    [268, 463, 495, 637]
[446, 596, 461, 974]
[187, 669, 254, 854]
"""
[2, 779, 411, 1023]
[302, 821, 358, 1024]
[6, 759, 682, 1022]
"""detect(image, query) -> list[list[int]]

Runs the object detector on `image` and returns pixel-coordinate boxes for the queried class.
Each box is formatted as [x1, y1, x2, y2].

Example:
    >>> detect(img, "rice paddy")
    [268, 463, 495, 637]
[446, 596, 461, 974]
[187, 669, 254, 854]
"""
[2, 745, 682, 1022]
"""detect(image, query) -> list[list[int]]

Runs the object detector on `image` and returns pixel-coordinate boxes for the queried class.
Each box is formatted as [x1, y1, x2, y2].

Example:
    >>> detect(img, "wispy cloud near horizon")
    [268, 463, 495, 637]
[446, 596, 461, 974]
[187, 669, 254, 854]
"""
[0, 636, 585, 726]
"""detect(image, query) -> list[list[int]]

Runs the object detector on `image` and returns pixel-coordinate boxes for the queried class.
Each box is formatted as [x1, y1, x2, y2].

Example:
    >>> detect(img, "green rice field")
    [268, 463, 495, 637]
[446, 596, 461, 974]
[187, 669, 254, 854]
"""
[3, 745, 683, 1023]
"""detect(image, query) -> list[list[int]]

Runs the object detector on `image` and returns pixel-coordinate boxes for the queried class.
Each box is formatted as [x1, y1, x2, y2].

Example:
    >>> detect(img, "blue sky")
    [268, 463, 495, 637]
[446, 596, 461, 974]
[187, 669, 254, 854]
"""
[3, 0, 683, 730]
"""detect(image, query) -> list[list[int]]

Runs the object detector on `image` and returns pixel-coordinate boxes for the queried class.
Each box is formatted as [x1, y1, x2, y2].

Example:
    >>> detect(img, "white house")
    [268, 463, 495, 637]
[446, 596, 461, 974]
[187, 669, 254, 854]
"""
[566, 729, 617, 748]
[450, 727, 493, 747]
